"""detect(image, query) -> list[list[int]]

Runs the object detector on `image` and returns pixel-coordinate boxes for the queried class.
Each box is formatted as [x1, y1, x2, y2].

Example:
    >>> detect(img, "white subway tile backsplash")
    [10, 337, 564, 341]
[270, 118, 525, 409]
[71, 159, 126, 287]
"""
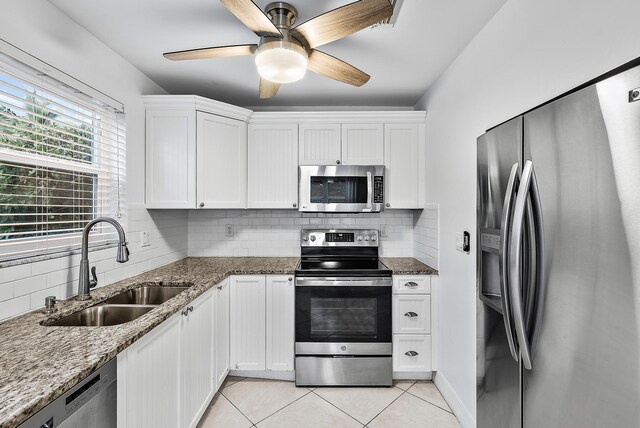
[187, 209, 416, 258]
[414, 206, 439, 269]
[0, 204, 188, 321]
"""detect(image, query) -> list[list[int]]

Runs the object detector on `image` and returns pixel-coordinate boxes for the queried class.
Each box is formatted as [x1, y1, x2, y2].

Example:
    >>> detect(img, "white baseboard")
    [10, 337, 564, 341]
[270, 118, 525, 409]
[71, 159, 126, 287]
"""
[393, 371, 432, 380]
[434, 372, 475, 428]
[229, 370, 295, 381]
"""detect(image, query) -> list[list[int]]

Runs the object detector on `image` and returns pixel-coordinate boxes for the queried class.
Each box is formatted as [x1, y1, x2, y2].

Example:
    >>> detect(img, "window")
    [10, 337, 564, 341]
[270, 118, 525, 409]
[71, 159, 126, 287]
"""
[0, 52, 125, 262]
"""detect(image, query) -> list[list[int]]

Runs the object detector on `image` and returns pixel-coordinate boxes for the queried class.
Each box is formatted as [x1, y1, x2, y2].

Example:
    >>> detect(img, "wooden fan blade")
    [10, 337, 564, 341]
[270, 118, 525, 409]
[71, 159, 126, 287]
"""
[259, 78, 280, 99]
[220, 0, 282, 37]
[164, 44, 257, 61]
[308, 50, 370, 87]
[290, 0, 392, 49]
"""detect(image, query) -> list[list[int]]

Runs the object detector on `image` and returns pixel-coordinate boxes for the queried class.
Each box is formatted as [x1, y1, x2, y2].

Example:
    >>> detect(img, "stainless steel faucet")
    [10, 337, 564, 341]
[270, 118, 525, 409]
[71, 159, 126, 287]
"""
[78, 217, 129, 301]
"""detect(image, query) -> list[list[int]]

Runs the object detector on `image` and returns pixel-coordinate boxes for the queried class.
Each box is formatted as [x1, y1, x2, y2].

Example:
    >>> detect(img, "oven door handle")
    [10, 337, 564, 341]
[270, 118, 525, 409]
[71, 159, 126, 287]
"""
[295, 277, 392, 287]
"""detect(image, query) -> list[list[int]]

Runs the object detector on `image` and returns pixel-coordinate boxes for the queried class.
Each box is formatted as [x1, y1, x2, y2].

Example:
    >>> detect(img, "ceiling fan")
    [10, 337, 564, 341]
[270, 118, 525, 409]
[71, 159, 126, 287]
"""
[163, 0, 393, 99]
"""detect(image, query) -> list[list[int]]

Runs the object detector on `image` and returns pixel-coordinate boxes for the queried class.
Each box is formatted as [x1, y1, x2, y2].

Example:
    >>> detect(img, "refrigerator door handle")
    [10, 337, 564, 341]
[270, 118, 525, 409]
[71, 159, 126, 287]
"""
[509, 160, 544, 370]
[499, 162, 520, 363]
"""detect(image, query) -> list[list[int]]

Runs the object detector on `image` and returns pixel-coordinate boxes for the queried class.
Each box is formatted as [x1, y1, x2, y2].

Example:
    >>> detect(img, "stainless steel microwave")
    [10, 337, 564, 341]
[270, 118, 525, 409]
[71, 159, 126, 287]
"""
[298, 165, 385, 213]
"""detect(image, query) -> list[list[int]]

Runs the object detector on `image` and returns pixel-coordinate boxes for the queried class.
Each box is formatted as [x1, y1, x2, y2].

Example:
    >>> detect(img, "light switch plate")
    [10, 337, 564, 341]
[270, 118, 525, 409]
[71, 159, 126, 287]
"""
[140, 231, 150, 247]
[380, 224, 388, 237]
[225, 224, 234, 237]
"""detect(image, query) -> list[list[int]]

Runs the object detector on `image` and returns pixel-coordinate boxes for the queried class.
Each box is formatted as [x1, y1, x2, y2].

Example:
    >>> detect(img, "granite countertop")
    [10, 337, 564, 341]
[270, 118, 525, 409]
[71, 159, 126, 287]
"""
[380, 257, 439, 275]
[0, 257, 297, 428]
[0, 256, 436, 428]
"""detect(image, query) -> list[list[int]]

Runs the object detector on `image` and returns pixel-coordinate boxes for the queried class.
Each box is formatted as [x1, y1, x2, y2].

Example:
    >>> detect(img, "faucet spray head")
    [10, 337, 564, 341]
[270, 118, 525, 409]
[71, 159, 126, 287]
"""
[116, 242, 130, 263]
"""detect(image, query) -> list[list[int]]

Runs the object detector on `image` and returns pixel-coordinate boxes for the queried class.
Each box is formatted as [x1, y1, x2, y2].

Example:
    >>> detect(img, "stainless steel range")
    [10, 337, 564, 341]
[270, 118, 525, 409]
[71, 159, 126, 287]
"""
[294, 229, 392, 386]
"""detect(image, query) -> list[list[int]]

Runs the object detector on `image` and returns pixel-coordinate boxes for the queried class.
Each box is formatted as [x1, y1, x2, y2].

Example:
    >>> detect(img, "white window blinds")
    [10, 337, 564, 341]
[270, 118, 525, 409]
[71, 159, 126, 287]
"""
[0, 52, 126, 262]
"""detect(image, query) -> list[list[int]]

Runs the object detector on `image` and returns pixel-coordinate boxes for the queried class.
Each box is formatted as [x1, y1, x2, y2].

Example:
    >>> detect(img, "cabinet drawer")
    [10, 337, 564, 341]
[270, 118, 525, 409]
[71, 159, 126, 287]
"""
[393, 276, 430, 294]
[393, 295, 431, 334]
[393, 334, 431, 372]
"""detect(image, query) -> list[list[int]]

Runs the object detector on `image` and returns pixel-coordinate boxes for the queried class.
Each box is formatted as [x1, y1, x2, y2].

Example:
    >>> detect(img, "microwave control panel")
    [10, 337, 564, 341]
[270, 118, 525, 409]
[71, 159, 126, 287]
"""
[374, 176, 384, 203]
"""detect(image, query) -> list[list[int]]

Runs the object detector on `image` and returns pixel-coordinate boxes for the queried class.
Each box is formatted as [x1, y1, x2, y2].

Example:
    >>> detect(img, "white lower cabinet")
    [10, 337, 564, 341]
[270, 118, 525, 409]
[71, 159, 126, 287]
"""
[181, 289, 215, 427]
[230, 275, 266, 370]
[266, 276, 295, 371]
[118, 285, 219, 428]
[214, 277, 230, 389]
[393, 334, 432, 372]
[118, 309, 182, 428]
[392, 275, 436, 377]
[230, 275, 295, 373]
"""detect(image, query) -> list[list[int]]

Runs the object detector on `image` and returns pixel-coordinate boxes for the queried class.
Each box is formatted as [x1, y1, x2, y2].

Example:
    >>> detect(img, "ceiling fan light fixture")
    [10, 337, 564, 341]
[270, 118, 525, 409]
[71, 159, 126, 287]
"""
[255, 39, 308, 84]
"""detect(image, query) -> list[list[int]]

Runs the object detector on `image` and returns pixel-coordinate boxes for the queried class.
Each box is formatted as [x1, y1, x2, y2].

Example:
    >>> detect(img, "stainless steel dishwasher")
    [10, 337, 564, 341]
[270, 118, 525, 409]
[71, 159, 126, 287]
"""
[19, 358, 117, 428]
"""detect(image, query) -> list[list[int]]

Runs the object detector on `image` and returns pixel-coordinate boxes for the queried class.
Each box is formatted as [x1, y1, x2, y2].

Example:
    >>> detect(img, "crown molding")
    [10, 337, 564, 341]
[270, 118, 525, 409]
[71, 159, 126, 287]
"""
[141, 95, 253, 122]
[249, 110, 427, 124]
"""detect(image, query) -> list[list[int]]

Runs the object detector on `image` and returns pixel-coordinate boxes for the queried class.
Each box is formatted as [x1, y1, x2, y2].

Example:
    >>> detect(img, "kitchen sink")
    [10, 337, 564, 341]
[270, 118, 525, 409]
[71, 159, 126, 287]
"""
[103, 286, 189, 305]
[47, 305, 155, 327]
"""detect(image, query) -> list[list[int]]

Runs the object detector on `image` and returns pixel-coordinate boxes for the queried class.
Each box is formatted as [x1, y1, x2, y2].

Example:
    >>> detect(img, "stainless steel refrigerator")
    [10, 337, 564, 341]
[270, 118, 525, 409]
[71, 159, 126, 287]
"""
[477, 62, 640, 427]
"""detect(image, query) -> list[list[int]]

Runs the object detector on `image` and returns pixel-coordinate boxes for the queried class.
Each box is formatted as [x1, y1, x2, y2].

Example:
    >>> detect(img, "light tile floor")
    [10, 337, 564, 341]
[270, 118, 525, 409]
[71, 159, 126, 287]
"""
[197, 377, 460, 428]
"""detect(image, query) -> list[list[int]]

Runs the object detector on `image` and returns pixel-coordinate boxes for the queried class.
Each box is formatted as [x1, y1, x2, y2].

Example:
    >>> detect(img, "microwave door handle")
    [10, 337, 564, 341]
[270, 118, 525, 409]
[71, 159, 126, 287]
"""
[366, 171, 373, 210]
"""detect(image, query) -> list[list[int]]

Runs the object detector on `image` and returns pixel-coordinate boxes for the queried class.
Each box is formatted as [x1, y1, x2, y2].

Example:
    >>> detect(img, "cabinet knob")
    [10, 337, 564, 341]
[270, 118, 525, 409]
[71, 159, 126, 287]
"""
[336, 160, 341, 165]
[293, 203, 297, 208]
[404, 281, 419, 288]
[199, 202, 205, 208]
[404, 311, 418, 318]
[405, 350, 419, 357]
[288, 277, 293, 282]
[217, 285, 222, 290]
[386, 203, 390, 207]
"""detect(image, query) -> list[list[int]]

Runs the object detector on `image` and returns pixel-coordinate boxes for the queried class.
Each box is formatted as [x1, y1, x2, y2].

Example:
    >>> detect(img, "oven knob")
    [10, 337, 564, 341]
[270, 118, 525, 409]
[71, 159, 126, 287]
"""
[371, 235, 377, 241]
[364, 235, 370, 241]
[302, 235, 309, 241]
[310, 235, 316, 242]
[357, 234, 363, 241]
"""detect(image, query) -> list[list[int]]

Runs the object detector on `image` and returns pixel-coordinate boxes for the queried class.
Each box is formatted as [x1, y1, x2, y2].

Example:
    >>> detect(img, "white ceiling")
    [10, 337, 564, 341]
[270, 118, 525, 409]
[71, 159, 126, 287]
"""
[49, 0, 505, 108]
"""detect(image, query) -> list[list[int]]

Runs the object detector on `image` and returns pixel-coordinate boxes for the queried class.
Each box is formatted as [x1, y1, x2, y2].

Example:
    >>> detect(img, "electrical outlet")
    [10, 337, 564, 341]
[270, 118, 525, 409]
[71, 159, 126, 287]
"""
[225, 224, 234, 237]
[380, 224, 388, 237]
[140, 231, 150, 247]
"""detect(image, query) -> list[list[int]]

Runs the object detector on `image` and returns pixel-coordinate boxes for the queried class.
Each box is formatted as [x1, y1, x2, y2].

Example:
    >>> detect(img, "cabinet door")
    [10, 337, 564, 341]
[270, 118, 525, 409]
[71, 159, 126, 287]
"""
[145, 109, 196, 208]
[298, 123, 341, 165]
[266, 276, 295, 371]
[230, 275, 266, 370]
[384, 123, 422, 208]
[393, 294, 431, 334]
[215, 278, 230, 389]
[181, 289, 215, 428]
[248, 124, 299, 208]
[393, 334, 432, 372]
[196, 111, 247, 208]
[341, 123, 384, 165]
[120, 312, 182, 428]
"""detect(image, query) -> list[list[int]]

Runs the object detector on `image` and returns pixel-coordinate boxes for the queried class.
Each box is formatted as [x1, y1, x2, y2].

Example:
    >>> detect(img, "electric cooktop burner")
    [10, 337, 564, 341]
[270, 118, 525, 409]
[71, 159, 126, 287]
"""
[295, 229, 391, 277]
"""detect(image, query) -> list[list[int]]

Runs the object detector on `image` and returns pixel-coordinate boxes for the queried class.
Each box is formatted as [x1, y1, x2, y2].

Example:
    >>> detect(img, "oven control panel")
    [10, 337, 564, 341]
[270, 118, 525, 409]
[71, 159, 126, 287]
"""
[301, 229, 379, 246]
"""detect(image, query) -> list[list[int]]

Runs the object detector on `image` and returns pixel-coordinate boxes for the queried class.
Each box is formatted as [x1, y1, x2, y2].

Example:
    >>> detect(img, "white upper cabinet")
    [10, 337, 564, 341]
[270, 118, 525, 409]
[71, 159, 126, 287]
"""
[298, 123, 342, 165]
[196, 112, 247, 209]
[384, 123, 424, 209]
[248, 124, 299, 209]
[341, 123, 384, 165]
[143, 96, 252, 209]
[145, 109, 196, 208]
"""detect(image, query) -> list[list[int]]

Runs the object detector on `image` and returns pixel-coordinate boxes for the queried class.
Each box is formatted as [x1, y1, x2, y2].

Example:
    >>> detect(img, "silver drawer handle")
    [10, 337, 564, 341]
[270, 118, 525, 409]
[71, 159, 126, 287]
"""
[405, 350, 419, 357]
[404, 312, 418, 318]
[404, 282, 419, 288]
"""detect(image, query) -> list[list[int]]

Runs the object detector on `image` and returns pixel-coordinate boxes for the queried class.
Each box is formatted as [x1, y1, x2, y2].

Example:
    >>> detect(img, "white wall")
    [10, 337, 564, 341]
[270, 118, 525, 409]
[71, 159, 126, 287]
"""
[188, 210, 416, 257]
[0, 1, 188, 320]
[415, 0, 640, 425]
